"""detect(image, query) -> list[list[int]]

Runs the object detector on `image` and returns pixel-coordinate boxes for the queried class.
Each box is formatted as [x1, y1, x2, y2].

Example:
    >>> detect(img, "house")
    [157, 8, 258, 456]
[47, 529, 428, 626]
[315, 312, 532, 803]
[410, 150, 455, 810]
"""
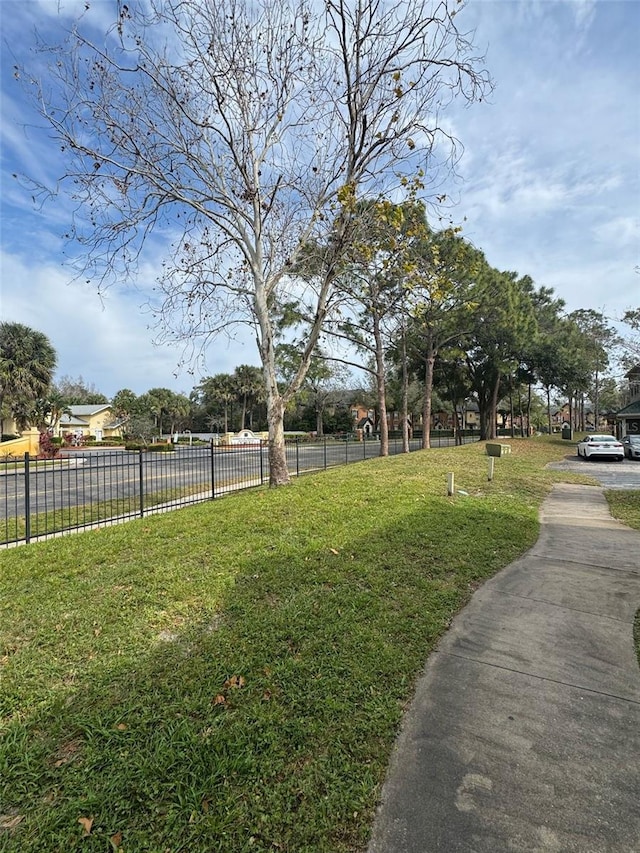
[350, 402, 375, 425]
[56, 405, 124, 441]
[615, 364, 640, 437]
[347, 397, 481, 435]
[461, 401, 480, 430]
[355, 416, 375, 436]
[552, 403, 603, 433]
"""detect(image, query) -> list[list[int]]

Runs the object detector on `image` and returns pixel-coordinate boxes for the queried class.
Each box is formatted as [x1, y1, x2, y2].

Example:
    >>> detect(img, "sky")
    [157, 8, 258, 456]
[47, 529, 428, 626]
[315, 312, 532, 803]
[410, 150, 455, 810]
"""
[1, 0, 639, 399]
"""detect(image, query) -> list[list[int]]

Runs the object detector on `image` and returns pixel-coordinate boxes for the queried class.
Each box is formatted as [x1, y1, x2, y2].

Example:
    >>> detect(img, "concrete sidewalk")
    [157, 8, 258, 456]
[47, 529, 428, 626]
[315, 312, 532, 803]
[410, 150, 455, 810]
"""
[368, 484, 640, 853]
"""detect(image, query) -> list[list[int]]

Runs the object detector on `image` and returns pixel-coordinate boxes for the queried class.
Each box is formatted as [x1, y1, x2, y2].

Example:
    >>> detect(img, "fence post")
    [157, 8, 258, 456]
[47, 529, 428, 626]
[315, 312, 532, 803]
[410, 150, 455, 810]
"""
[260, 441, 265, 485]
[138, 449, 144, 518]
[24, 452, 31, 544]
[324, 437, 327, 470]
[210, 439, 216, 499]
[295, 439, 300, 477]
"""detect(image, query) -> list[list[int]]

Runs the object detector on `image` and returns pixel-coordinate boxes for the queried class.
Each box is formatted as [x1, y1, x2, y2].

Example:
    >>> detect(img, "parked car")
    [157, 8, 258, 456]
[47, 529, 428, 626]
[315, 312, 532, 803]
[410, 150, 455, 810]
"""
[621, 434, 640, 460]
[576, 434, 624, 461]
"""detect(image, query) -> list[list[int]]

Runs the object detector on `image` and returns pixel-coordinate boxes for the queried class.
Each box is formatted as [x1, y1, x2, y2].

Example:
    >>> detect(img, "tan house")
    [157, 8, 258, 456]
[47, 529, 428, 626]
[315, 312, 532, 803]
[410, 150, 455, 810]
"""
[56, 405, 124, 441]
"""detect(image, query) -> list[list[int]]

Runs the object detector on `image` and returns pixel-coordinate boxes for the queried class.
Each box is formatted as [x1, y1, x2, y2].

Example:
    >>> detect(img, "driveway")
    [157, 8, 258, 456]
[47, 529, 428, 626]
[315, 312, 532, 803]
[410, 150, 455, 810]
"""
[548, 452, 640, 490]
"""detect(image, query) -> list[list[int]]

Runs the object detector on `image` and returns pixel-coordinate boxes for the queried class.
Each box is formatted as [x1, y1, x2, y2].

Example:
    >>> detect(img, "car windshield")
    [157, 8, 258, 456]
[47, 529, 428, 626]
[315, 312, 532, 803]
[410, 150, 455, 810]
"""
[626, 436, 640, 443]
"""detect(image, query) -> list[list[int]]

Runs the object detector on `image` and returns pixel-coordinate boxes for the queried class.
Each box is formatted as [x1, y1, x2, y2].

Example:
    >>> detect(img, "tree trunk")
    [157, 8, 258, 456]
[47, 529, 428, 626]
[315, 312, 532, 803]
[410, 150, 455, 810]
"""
[373, 315, 389, 457]
[400, 328, 410, 453]
[489, 379, 500, 439]
[256, 277, 291, 486]
[478, 375, 500, 440]
[421, 350, 436, 450]
[265, 392, 290, 486]
[509, 379, 515, 438]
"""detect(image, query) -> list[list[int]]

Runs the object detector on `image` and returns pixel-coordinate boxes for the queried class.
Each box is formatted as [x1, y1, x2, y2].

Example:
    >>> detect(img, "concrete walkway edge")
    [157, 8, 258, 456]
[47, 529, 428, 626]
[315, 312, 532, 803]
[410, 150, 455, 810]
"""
[367, 484, 640, 853]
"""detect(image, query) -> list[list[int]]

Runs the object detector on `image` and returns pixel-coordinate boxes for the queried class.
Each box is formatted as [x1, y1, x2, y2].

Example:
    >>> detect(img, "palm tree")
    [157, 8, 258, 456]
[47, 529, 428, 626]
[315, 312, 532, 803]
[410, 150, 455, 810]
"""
[233, 365, 264, 430]
[143, 388, 174, 436]
[0, 322, 57, 435]
[196, 374, 236, 433]
[31, 389, 72, 431]
[167, 392, 191, 435]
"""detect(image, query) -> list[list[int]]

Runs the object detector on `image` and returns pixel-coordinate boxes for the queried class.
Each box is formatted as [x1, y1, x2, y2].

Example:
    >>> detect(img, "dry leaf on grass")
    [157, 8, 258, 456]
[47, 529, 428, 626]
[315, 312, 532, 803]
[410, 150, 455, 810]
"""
[0, 815, 24, 830]
[78, 816, 94, 836]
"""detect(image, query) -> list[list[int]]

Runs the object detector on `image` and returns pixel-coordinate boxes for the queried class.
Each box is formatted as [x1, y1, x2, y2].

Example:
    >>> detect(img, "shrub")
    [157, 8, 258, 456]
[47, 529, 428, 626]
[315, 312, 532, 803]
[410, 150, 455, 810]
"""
[38, 432, 60, 459]
[147, 443, 175, 453]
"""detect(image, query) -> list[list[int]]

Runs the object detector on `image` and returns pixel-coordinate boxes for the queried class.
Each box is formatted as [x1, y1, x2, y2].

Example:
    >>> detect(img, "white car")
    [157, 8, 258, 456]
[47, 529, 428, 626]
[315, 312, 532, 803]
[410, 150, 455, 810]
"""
[576, 434, 624, 461]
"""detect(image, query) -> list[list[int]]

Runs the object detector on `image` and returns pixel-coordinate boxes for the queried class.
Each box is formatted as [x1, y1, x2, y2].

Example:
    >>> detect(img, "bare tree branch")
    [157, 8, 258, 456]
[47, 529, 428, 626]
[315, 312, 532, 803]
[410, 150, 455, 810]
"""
[17, 0, 491, 483]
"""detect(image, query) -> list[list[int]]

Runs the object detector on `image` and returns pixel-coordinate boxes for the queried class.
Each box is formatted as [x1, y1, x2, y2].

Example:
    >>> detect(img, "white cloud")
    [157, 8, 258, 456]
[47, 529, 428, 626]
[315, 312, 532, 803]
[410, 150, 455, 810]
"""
[2, 0, 639, 397]
[593, 216, 640, 249]
[0, 251, 259, 397]
[572, 0, 598, 33]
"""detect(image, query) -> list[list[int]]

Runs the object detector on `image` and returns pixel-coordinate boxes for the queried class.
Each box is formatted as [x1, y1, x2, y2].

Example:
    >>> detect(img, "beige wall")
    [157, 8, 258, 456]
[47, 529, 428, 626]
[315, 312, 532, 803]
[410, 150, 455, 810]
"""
[0, 428, 40, 458]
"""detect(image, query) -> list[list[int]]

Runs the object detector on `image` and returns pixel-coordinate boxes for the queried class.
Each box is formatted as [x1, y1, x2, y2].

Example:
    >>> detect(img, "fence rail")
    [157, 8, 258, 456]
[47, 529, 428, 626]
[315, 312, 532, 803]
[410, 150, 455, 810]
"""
[1, 432, 479, 546]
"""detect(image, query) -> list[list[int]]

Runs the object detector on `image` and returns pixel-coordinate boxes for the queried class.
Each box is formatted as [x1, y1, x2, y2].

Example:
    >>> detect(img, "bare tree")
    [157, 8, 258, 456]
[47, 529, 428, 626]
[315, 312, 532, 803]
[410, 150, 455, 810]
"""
[20, 0, 490, 484]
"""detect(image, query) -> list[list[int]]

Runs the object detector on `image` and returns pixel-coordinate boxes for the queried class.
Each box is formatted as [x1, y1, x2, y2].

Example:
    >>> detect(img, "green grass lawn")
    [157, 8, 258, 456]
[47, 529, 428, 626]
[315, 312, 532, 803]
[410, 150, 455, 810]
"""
[604, 489, 640, 672]
[0, 437, 635, 852]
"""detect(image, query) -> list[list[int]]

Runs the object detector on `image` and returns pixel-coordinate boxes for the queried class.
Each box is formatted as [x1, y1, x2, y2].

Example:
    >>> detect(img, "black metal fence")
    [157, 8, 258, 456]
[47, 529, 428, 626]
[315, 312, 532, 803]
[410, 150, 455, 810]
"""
[1, 431, 479, 547]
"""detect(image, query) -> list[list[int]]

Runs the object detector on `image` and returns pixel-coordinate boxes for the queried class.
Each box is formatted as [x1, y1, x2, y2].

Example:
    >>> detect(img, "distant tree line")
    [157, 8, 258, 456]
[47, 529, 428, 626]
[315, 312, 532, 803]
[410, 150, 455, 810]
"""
[2, 295, 638, 448]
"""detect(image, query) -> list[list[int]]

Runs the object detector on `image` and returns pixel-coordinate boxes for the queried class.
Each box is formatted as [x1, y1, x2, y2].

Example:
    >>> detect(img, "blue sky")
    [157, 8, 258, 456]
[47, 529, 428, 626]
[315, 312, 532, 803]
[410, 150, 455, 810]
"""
[1, 0, 638, 398]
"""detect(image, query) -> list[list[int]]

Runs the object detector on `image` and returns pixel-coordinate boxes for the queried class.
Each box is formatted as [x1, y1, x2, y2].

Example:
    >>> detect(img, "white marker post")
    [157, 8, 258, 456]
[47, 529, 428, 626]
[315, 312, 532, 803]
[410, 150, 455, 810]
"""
[447, 472, 455, 496]
[488, 457, 495, 481]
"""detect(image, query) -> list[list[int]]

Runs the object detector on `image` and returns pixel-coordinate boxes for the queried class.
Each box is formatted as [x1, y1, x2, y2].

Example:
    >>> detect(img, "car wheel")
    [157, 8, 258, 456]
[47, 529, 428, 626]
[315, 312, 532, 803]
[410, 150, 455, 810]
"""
[618, 456, 624, 462]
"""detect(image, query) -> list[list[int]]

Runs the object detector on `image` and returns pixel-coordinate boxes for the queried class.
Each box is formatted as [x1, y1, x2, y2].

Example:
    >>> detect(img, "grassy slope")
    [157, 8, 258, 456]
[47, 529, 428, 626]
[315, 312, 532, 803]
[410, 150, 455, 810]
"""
[0, 437, 631, 852]
[604, 489, 640, 674]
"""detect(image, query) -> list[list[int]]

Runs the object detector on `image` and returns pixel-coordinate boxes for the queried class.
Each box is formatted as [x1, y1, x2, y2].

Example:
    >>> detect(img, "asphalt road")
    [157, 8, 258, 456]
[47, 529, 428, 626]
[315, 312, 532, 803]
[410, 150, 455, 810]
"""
[548, 451, 640, 489]
[2, 439, 432, 524]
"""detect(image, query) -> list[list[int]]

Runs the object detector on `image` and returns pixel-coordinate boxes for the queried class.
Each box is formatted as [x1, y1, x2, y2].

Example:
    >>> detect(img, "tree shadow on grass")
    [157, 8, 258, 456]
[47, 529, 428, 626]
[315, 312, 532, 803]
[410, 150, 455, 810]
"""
[1, 499, 536, 853]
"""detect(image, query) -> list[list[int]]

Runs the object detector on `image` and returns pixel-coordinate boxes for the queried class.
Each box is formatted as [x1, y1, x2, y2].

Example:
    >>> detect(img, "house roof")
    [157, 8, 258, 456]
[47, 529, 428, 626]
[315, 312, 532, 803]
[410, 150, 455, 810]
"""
[67, 405, 112, 416]
[624, 364, 640, 379]
[59, 405, 116, 428]
[616, 400, 640, 416]
[59, 414, 90, 427]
